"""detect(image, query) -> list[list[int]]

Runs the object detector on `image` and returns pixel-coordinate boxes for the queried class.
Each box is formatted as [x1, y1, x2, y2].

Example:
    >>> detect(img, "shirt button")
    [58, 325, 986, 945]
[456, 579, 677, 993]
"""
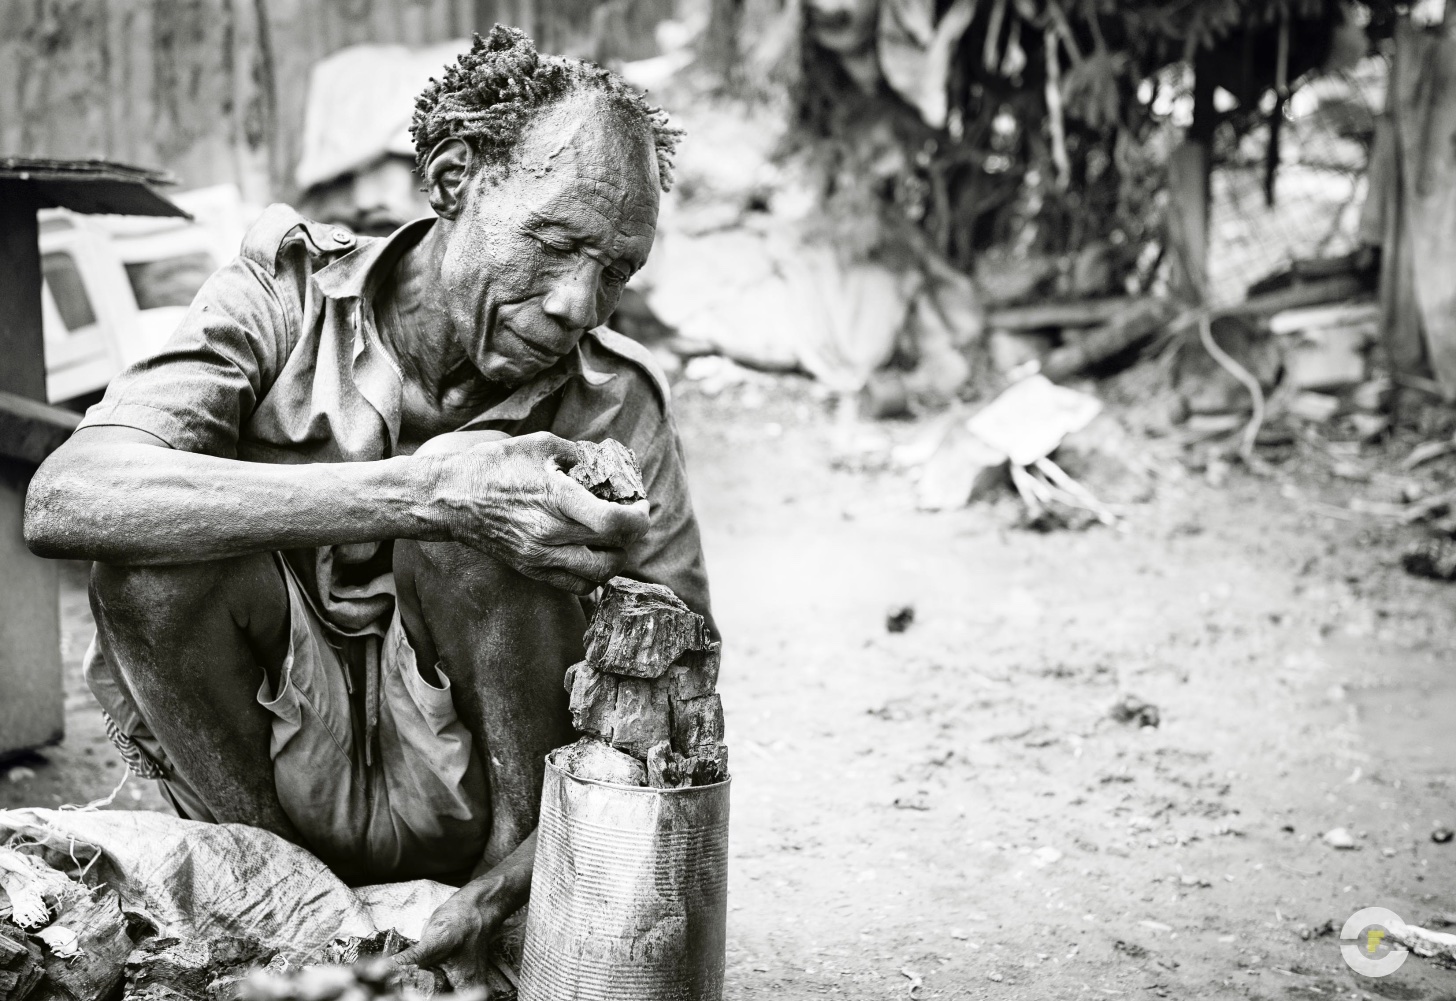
[332, 227, 353, 245]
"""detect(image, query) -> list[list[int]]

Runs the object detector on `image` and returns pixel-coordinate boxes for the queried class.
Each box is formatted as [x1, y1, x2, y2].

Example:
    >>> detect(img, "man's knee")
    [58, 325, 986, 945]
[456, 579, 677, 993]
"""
[394, 539, 586, 637]
[90, 555, 286, 647]
[394, 538, 519, 603]
[410, 428, 510, 459]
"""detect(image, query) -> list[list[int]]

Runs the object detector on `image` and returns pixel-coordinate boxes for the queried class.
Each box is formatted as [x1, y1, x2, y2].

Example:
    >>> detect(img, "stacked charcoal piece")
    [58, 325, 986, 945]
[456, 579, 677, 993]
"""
[560, 441, 728, 789]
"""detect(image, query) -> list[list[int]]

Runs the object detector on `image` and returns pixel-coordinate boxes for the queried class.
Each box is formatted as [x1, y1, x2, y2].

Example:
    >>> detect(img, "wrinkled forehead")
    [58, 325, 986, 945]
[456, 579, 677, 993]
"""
[502, 91, 660, 229]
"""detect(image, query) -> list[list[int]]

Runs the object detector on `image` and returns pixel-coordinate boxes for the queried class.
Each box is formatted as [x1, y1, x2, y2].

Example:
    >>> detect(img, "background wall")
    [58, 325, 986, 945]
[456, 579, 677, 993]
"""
[0, 0, 671, 201]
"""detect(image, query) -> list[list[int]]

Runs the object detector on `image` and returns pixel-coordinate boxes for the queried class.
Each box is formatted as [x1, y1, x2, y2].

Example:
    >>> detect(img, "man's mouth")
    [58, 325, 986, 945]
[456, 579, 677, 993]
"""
[505, 325, 570, 365]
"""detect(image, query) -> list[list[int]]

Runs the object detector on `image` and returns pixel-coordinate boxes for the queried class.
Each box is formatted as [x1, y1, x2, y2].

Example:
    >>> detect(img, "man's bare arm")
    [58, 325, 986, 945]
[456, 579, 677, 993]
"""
[25, 426, 648, 592]
[392, 830, 537, 988]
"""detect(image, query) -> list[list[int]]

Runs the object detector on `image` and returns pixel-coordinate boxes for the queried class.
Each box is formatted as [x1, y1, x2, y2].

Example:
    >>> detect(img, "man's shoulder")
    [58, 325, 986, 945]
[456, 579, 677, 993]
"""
[241, 204, 364, 278]
[583, 327, 672, 413]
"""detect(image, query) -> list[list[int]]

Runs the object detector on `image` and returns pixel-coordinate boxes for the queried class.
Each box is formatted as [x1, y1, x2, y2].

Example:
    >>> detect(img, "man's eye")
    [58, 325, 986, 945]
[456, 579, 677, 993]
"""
[538, 238, 574, 257]
[604, 267, 630, 287]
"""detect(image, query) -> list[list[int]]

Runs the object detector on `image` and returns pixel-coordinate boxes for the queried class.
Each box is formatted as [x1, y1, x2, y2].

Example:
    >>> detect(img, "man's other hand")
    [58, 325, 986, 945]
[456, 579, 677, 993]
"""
[418, 430, 650, 593]
[391, 870, 517, 993]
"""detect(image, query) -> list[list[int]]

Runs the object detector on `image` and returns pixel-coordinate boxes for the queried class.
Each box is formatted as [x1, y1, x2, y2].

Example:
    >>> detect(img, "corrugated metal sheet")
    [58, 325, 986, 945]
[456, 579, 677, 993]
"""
[0, 157, 188, 217]
[0, 0, 663, 201]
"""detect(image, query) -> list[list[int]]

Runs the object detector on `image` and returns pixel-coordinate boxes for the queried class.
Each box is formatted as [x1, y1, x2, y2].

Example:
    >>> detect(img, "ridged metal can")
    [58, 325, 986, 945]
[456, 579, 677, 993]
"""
[518, 752, 731, 1001]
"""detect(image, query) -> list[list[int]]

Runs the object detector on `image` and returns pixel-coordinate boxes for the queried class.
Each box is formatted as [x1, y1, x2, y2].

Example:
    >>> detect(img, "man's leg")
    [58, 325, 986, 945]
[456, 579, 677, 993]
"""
[393, 537, 583, 870]
[89, 554, 297, 840]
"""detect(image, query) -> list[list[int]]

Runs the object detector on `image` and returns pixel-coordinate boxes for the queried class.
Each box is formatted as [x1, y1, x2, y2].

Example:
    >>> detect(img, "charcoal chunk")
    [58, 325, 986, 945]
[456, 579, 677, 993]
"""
[645, 742, 692, 789]
[666, 642, 721, 702]
[690, 743, 730, 785]
[553, 737, 647, 786]
[313, 929, 410, 967]
[39, 889, 133, 1001]
[123, 936, 270, 1001]
[608, 677, 673, 759]
[646, 740, 728, 789]
[567, 663, 671, 759]
[670, 694, 725, 758]
[1403, 538, 1456, 581]
[584, 578, 706, 679]
[0, 929, 42, 1001]
[566, 662, 619, 738]
[570, 439, 646, 503]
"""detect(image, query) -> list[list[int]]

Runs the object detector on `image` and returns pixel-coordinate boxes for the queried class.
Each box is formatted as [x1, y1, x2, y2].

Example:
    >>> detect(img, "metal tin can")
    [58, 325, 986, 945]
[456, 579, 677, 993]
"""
[518, 752, 730, 1000]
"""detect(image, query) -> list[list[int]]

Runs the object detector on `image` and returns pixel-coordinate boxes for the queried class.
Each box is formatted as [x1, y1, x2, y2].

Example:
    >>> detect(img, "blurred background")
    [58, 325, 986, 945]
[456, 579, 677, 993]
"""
[0, 0, 1406, 410]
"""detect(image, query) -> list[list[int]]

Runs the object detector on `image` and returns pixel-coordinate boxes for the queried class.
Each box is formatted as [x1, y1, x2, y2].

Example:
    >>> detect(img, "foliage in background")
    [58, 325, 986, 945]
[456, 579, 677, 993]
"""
[736, 0, 1389, 298]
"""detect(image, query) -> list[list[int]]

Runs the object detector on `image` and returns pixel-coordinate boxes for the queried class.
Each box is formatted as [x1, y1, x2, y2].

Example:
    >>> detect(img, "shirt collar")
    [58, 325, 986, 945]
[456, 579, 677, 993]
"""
[458, 336, 617, 427]
[312, 214, 620, 429]
[312, 216, 436, 301]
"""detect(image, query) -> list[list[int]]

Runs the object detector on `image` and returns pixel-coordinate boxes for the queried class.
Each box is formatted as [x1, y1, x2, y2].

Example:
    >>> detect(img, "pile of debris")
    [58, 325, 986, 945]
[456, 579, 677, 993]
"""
[909, 373, 1147, 530]
[0, 845, 461, 1001]
[1171, 299, 1386, 448]
[893, 273, 1401, 528]
[984, 297, 1176, 385]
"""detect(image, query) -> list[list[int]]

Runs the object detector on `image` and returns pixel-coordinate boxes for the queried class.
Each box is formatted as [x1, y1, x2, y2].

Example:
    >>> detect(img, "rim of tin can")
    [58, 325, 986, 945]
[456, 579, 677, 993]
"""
[544, 755, 733, 795]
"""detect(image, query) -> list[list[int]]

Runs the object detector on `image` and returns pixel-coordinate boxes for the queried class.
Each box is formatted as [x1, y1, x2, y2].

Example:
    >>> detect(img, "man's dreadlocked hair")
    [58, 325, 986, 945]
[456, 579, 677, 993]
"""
[410, 26, 683, 192]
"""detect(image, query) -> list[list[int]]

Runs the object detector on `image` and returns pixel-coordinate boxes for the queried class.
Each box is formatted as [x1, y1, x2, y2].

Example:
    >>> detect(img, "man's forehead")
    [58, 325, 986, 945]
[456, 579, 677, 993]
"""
[522, 184, 657, 245]
[506, 93, 659, 245]
[517, 92, 652, 165]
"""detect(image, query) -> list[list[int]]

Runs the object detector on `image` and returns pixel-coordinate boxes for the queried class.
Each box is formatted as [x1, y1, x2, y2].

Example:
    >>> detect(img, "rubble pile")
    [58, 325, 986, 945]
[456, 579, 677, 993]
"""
[911, 374, 1125, 529]
[1164, 301, 1388, 449]
[0, 847, 457, 1001]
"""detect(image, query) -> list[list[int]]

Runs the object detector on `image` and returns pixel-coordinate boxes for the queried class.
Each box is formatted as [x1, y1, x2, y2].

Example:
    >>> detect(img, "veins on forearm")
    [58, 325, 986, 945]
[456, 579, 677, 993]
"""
[26, 444, 432, 564]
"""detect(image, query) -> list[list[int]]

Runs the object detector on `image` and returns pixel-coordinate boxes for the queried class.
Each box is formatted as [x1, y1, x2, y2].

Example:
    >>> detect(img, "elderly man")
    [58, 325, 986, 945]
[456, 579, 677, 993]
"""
[25, 27, 711, 987]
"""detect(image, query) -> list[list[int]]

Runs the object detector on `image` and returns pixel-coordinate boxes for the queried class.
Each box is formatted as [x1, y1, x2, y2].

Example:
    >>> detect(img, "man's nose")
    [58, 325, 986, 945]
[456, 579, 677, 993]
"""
[542, 260, 600, 331]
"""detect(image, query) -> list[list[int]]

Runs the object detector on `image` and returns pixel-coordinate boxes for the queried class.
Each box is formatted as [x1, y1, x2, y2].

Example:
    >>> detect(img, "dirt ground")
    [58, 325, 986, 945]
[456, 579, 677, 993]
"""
[4, 370, 1455, 1000]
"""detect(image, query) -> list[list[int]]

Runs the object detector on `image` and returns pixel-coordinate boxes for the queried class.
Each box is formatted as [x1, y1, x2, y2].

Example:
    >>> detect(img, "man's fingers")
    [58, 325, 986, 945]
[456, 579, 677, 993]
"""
[543, 569, 599, 595]
[597, 498, 650, 545]
[520, 431, 584, 470]
[553, 480, 650, 544]
[392, 940, 445, 970]
[520, 562, 601, 595]
[440, 956, 493, 994]
[514, 534, 629, 591]
[546, 499, 650, 549]
[532, 543, 628, 590]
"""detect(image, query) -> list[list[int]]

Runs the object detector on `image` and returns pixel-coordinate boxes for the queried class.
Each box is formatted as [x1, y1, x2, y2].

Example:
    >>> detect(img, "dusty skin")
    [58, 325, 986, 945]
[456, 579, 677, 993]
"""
[22, 89, 663, 991]
[13, 375, 1456, 998]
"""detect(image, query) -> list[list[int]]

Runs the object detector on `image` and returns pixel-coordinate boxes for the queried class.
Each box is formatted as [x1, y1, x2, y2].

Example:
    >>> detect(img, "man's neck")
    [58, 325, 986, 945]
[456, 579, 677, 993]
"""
[376, 225, 519, 442]
[378, 225, 477, 405]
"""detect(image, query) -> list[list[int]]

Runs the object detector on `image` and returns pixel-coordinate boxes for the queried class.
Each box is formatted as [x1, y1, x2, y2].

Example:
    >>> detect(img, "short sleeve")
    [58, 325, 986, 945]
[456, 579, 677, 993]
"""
[77, 253, 299, 458]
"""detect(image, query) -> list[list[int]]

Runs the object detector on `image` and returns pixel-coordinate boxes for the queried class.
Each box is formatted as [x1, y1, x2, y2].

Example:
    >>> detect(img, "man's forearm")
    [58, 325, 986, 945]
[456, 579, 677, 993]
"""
[469, 828, 537, 912]
[25, 438, 443, 565]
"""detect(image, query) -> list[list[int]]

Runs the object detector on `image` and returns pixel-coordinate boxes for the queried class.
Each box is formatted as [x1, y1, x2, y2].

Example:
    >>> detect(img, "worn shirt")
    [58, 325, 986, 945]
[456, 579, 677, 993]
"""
[79, 205, 712, 635]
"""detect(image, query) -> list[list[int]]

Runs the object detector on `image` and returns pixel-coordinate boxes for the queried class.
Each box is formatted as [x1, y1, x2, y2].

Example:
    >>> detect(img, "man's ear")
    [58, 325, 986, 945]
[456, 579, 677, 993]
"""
[424, 138, 474, 219]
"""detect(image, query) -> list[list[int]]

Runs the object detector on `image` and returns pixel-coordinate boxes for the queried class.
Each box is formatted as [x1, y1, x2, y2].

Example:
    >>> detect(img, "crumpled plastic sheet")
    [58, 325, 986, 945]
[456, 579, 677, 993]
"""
[0, 808, 454, 957]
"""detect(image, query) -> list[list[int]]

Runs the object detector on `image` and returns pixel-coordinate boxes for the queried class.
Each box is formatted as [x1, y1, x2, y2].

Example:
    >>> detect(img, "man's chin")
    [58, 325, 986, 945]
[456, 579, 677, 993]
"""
[479, 353, 555, 387]
[474, 322, 573, 385]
